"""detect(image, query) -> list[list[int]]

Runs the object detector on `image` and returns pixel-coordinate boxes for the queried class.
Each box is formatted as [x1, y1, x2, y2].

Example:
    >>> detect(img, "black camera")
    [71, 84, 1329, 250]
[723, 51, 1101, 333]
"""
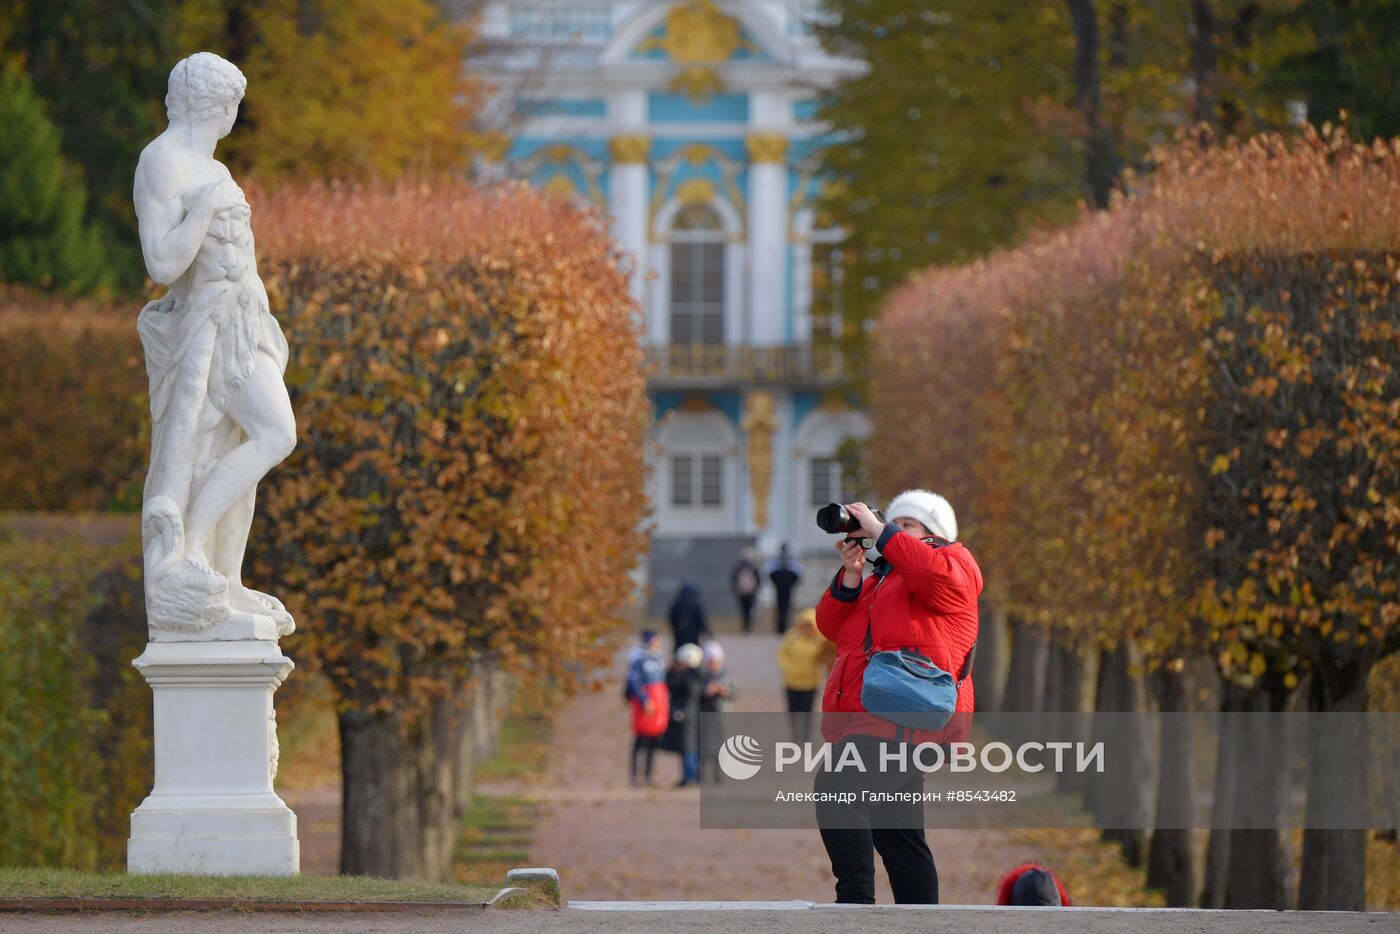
[815, 503, 885, 549]
[816, 502, 860, 534]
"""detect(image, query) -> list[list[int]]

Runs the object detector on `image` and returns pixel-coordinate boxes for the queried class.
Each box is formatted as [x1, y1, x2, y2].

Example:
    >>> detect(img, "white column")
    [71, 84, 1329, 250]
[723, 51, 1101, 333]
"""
[608, 133, 650, 311]
[758, 390, 797, 554]
[747, 132, 790, 348]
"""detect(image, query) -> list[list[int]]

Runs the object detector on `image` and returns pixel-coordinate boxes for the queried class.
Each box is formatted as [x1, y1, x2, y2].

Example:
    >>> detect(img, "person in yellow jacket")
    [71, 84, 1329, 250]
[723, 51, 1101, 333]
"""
[777, 608, 836, 742]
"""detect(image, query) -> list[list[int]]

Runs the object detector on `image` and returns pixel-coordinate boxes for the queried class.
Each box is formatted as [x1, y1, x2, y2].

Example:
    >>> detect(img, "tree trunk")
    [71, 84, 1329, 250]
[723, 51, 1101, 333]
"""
[1094, 637, 1154, 865]
[420, 696, 464, 883]
[1040, 633, 1064, 742]
[455, 671, 488, 816]
[1224, 678, 1298, 910]
[1116, 637, 1154, 866]
[1043, 635, 1064, 712]
[1065, 0, 1121, 208]
[1026, 625, 1050, 715]
[976, 599, 1007, 714]
[1053, 640, 1093, 796]
[456, 666, 514, 816]
[1004, 616, 1048, 712]
[1084, 645, 1116, 822]
[1189, 0, 1220, 131]
[1146, 661, 1198, 906]
[1299, 661, 1371, 911]
[340, 697, 464, 881]
[1201, 679, 1245, 908]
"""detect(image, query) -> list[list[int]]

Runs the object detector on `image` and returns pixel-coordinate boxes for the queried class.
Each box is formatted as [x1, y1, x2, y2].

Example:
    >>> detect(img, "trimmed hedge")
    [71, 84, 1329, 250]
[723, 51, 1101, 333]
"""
[0, 289, 146, 511]
[0, 517, 150, 869]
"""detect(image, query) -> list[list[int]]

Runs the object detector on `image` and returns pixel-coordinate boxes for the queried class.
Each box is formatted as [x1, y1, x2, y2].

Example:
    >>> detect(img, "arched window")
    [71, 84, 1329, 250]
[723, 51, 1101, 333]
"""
[669, 203, 726, 345]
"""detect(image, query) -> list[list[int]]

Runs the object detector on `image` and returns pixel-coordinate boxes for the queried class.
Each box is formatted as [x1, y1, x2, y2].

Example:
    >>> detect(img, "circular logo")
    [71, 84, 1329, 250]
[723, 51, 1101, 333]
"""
[718, 734, 764, 781]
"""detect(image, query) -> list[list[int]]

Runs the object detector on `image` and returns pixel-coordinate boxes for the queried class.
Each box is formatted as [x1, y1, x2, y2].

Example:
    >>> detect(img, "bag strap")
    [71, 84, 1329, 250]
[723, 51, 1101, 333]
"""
[862, 572, 888, 658]
[957, 640, 977, 683]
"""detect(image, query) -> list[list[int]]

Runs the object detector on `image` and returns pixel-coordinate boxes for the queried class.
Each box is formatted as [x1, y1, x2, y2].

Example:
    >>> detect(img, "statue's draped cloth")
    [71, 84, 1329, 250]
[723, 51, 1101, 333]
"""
[137, 205, 288, 609]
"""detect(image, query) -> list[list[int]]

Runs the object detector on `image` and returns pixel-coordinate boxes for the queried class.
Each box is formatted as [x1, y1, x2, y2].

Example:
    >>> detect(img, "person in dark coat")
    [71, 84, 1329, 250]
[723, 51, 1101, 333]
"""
[661, 642, 704, 787]
[668, 579, 710, 648]
[730, 547, 762, 634]
[697, 641, 735, 783]
[764, 544, 804, 634]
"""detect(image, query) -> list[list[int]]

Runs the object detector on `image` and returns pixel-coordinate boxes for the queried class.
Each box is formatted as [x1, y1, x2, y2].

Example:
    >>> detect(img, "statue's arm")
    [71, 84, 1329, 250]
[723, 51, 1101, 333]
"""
[134, 150, 221, 287]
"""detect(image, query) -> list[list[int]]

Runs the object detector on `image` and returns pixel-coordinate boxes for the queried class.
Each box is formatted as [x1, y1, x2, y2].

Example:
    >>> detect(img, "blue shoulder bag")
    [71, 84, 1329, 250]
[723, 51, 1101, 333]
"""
[858, 544, 977, 732]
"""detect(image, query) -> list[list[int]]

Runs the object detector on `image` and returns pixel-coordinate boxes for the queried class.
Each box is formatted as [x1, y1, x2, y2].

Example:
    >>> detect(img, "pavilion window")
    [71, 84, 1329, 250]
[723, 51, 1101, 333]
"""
[670, 452, 725, 508]
[670, 203, 726, 346]
[700, 454, 723, 506]
[671, 455, 693, 506]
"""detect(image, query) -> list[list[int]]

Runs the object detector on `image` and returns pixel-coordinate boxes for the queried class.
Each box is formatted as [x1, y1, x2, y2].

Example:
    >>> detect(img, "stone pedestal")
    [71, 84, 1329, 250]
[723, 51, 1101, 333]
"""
[127, 641, 299, 875]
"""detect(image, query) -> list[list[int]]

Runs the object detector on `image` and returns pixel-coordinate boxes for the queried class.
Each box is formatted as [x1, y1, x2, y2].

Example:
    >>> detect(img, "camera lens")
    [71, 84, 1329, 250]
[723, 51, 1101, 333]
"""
[815, 502, 860, 534]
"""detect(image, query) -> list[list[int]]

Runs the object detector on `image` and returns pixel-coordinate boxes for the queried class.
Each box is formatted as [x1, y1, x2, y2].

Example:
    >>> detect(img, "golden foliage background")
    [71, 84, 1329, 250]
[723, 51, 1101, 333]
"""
[875, 126, 1400, 698]
[250, 179, 650, 717]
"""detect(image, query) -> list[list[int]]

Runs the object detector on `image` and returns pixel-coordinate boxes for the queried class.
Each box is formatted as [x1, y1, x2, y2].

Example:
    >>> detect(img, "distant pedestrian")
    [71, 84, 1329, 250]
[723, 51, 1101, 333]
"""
[662, 642, 705, 787]
[777, 609, 834, 742]
[668, 579, 710, 648]
[624, 630, 669, 786]
[698, 641, 736, 783]
[765, 544, 804, 634]
[730, 547, 762, 634]
[996, 864, 1071, 906]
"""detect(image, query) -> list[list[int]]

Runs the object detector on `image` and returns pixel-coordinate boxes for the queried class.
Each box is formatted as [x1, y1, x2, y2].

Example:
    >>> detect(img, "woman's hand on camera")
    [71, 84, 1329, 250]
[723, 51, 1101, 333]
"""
[845, 502, 886, 540]
[837, 537, 866, 581]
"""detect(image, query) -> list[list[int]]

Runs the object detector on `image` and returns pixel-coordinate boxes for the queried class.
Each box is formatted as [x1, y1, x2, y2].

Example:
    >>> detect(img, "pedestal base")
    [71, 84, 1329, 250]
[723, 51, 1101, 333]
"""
[128, 794, 299, 875]
[126, 641, 300, 876]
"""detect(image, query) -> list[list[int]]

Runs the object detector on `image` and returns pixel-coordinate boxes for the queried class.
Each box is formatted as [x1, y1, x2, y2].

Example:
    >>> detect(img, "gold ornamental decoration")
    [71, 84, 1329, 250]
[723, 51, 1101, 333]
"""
[680, 392, 716, 413]
[746, 133, 789, 164]
[671, 64, 725, 103]
[676, 178, 717, 205]
[639, 1, 748, 64]
[742, 390, 779, 529]
[609, 135, 651, 165]
[542, 175, 578, 200]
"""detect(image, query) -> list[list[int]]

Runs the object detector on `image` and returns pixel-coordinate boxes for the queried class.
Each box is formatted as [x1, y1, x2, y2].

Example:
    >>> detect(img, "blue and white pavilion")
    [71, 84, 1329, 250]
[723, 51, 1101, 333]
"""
[474, 1, 869, 612]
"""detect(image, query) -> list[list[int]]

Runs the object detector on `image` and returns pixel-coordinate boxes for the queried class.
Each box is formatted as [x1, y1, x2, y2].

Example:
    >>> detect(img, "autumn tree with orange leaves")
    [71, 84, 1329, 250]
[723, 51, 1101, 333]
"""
[249, 180, 649, 881]
[875, 126, 1400, 910]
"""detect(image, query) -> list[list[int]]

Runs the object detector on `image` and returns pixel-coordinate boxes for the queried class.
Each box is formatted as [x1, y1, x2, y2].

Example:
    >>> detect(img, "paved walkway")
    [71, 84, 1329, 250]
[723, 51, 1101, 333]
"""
[502, 630, 1046, 903]
[4, 905, 1395, 933]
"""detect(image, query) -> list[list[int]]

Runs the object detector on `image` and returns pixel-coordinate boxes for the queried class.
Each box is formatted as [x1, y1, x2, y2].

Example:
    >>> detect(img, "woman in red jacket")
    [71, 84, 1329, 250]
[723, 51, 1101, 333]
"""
[813, 490, 983, 905]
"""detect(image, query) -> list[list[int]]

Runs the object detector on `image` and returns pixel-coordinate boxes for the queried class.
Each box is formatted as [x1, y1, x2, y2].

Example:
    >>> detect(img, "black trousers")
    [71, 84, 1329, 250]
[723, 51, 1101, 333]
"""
[814, 734, 939, 904]
[785, 688, 815, 743]
[631, 735, 656, 782]
[737, 595, 756, 633]
[774, 590, 794, 634]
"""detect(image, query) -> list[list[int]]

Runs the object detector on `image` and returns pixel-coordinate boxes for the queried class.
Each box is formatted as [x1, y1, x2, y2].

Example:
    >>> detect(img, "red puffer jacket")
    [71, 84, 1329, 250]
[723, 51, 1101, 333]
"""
[816, 525, 982, 745]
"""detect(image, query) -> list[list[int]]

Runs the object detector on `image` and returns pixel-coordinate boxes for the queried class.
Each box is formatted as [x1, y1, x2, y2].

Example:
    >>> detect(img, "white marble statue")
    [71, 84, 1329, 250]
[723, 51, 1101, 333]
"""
[134, 52, 295, 640]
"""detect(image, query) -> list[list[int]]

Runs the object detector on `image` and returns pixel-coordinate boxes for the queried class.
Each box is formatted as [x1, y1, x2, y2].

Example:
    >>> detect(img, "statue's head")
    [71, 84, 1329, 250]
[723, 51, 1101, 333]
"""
[165, 52, 246, 134]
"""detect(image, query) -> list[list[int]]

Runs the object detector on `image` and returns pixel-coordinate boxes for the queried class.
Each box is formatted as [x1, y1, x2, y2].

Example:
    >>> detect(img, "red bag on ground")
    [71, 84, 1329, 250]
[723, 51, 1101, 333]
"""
[631, 681, 669, 737]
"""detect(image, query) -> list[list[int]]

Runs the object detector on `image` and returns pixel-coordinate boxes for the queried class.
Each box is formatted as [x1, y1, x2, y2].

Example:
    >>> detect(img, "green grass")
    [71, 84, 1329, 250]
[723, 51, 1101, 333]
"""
[454, 692, 555, 888]
[0, 867, 496, 903]
[455, 794, 541, 886]
[473, 712, 553, 782]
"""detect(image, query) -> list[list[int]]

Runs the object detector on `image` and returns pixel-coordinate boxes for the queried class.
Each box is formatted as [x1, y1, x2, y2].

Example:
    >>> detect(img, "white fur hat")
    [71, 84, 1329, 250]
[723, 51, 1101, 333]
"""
[885, 489, 957, 542]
